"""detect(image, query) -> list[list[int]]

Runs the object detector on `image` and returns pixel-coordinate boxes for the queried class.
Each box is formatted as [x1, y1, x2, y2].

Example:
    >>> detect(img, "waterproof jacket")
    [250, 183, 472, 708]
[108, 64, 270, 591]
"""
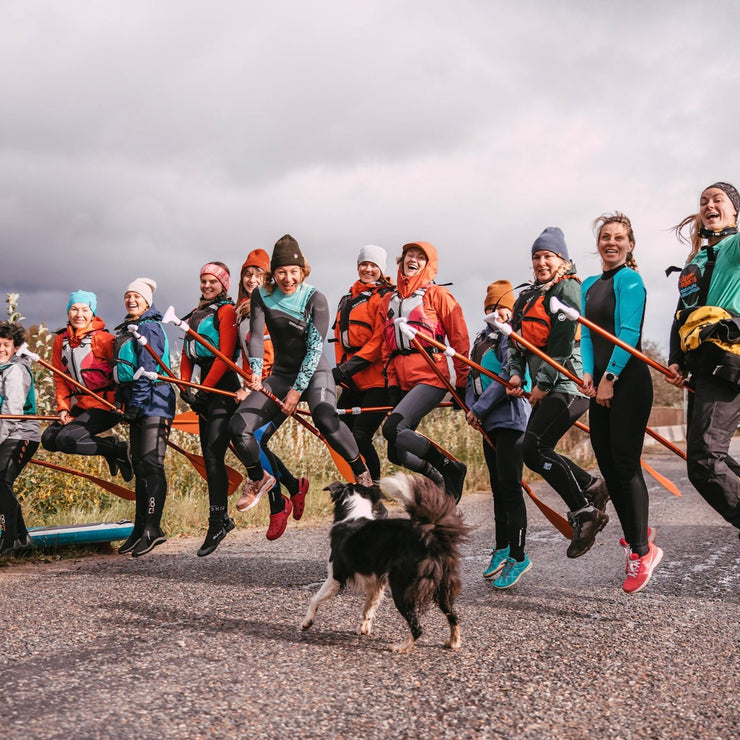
[332, 279, 392, 391]
[508, 264, 585, 396]
[51, 316, 116, 413]
[466, 326, 530, 433]
[114, 305, 175, 419]
[0, 353, 40, 445]
[380, 242, 470, 391]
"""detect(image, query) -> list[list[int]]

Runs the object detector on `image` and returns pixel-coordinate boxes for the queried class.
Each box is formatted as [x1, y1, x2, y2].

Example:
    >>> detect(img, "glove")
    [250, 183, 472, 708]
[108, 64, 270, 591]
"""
[332, 365, 347, 387]
[179, 387, 196, 406]
[190, 390, 209, 416]
[387, 386, 403, 407]
[123, 405, 141, 422]
[452, 387, 467, 411]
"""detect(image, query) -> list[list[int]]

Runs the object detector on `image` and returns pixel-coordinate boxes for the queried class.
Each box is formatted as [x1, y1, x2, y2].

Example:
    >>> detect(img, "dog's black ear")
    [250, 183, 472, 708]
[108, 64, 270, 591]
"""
[323, 481, 346, 501]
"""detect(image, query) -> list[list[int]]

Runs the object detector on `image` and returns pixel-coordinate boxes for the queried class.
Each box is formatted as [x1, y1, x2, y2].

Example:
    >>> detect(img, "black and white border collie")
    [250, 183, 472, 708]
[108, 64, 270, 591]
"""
[301, 473, 467, 653]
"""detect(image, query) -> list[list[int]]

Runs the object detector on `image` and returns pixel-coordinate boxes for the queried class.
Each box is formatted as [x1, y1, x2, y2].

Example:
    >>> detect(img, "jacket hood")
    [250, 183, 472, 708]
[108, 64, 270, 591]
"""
[66, 314, 107, 345]
[396, 241, 438, 298]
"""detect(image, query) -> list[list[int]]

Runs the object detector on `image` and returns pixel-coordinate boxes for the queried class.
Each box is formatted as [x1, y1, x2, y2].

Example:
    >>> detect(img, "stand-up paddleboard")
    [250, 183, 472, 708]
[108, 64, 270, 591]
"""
[28, 520, 134, 547]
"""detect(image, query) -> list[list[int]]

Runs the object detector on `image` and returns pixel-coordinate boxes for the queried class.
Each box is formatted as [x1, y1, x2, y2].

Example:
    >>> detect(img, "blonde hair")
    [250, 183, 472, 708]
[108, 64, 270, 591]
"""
[672, 213, 703, 264]
[593, 211, 638, 271]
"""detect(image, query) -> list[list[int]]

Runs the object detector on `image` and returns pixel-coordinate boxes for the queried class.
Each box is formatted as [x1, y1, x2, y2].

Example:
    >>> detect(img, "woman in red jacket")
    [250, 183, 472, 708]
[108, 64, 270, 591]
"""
[381, 242, 470, 500]
[332, 245, 393, 482]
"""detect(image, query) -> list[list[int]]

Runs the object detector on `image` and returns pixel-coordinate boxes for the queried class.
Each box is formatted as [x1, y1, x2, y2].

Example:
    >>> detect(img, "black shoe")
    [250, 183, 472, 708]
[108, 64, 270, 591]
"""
[567, 509, 609, 559]
[584, 478, 610, 513]
[118, 525, 143, 555]
[116, 441, 134, 483]
[197, 520, 233, 557]
[442, 460, 467, 503]
[131, 526, 166, 557]
[0, 534, 32, 557]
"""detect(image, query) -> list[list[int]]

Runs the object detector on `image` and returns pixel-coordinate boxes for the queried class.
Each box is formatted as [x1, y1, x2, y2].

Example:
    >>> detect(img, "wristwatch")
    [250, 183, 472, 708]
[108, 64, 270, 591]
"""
[604, 372, 619, 382]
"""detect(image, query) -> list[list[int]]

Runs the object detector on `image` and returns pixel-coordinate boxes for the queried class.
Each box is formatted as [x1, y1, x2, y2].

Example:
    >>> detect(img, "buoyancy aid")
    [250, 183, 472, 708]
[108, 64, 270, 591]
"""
[60, 328, 115, 393]
[0, 362, 36, 414]
[183, 300, 238, 365]
[112, 319, 170, 384]
[383, 286, 443, 354]
[469, 330, 499, 397]
[513, 275, 581, 349]
[334, 282, 392, 356]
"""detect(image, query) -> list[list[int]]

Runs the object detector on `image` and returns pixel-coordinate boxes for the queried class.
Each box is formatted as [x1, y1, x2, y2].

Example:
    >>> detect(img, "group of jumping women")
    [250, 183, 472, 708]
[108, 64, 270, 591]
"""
[1, 181, 739, 595]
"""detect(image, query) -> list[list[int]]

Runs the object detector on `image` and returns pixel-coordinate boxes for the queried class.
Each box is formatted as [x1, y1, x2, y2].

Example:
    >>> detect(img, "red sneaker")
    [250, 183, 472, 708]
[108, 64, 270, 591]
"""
[266, 496, 292, 541]
[291, 477, 309, 521]
[622, 542, 664, 594]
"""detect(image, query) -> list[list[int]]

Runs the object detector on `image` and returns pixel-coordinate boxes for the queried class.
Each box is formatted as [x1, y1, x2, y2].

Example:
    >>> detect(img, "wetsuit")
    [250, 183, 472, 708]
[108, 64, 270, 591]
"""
[582, 265, 653, 555]
[229, 283, 365, 506]
[0, 354, 40, 548]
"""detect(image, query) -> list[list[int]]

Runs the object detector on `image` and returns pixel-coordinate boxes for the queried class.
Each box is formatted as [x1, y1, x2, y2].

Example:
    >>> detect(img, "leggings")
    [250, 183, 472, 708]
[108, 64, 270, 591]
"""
[523, 391, 592, 511]
[229, 367, 365, 488]
[382, 384, 447, 474]
[129, 416, 171, 528]
[482, 428, 527, 560]
[337, 385, 388, 481]
[588, 359, 652, 555]
[41, 408, 120, 457]
[0, 438, 38, 540]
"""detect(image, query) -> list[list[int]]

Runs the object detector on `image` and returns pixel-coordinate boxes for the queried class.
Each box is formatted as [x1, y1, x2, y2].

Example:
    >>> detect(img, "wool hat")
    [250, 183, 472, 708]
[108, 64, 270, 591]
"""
[67, 290, 97, 315]
[200, 262, 231, 293]
[357, 244, 387, 274]
[703, 182, 740, 216]
[241, 248, 270, 275]
[484, 280, 515, 312]
[125, 277, 157, 307]
[271, 234, 306, 270]
[531, 226, 569, 261]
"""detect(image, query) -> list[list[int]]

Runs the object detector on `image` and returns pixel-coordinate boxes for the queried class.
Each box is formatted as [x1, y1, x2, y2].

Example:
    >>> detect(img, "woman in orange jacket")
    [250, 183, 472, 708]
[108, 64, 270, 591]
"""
[332, 245, 393, 482]
[380, 242, 470, 500]
[41, 290, 132, 480]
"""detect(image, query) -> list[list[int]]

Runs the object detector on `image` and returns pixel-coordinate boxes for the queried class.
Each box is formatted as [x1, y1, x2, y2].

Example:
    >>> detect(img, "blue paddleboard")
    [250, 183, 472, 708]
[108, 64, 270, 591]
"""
[28, 520, 134, 547]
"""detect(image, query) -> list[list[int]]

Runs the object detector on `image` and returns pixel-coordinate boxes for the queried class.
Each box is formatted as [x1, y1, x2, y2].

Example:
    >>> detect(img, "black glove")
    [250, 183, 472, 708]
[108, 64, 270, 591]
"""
[387, 386, 403, 407]
[179, 387, 196, 406]
[452, 387, 467, 411]
[123, 405, 141, 422]
[332, 365, 347, 387]
[190, 390, 209, 416]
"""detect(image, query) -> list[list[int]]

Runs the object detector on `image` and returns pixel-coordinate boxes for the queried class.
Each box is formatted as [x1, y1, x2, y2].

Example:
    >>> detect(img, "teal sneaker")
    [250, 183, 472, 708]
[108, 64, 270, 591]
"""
[483, 546, 510, 579]
[493, 555, 532, 590]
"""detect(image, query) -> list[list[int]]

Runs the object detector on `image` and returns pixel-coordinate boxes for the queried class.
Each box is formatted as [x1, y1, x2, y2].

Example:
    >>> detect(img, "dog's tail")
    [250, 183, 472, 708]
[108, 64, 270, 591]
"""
[380, 473, 469, 604]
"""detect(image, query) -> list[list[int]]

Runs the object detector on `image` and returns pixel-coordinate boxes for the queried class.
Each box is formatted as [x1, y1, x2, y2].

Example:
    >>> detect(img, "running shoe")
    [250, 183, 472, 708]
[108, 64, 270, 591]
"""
[266, 496, 292, 541]
[483, 546, 510, 579]
[236, 471, 276, 512]
[291, 477, 309, 521]
[622, 542, 664, 594]
[493, 555, 532, 590]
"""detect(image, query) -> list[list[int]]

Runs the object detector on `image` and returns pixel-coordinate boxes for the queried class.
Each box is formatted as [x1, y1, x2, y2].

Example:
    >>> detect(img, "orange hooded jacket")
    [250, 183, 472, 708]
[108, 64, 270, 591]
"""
[380, 242, 470, 391]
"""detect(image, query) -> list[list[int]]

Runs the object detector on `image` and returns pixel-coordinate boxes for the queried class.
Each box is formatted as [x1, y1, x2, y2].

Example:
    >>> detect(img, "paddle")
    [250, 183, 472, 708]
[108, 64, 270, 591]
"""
[29, 458, 135, 501]
[162, 306, 358, 482]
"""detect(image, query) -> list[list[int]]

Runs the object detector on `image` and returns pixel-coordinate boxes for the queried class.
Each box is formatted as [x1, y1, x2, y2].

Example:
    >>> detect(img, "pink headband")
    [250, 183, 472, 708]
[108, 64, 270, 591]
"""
[200, 263, 230, 293]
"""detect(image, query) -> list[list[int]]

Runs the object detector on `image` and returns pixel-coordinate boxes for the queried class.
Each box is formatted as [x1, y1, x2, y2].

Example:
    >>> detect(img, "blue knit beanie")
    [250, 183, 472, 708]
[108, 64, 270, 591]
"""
[531, 227, 569, 261]
[67, 290, 98, 315]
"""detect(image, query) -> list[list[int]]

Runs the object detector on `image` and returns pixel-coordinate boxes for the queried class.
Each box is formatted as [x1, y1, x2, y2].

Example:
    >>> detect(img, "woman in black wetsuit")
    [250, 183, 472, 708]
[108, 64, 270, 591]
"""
[229, 235, 371, 541]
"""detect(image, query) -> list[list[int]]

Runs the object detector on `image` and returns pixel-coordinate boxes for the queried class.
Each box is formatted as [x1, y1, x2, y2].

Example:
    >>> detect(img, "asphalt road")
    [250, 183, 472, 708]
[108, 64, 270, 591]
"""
[1, 446, 738, 739]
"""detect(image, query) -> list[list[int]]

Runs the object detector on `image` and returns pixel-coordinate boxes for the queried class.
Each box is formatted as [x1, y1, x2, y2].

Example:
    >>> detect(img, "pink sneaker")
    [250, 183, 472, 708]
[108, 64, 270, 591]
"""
[623, 542, 664, 594]
[291, 477, 309, 521]
[266, 496, 292, 540]
[235, 471, 276, 512]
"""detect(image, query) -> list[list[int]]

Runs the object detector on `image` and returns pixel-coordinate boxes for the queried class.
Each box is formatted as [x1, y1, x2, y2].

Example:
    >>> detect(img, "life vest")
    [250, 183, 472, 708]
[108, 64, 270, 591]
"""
[112, 320, 170, 384]
[514, 276, 581, 349]
[60, 329, 115, 393]
[469, 330, 500, 397]
[0, 362, 36, 415]
[383, 286, 442, 354]
[334, 284, 392, 355]
[183, 300, 237, 365]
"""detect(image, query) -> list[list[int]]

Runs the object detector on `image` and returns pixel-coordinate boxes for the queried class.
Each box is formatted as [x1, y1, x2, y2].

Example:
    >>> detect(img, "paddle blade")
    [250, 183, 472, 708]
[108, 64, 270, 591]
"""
[522, 481, 572, 538]
[29, 459, 135, 501]
[172, 411, 200, 434]
[641, 460, 682, 497]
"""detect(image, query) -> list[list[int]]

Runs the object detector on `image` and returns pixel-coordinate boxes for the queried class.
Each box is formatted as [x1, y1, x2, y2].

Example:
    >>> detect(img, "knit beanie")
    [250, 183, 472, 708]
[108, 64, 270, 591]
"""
[531, 227, 569, 261]
[357, 244, 387, 274]
[271, 234, 306, 270]
[201, 262, 231, 293]
[484, 280, 515, 312]
[241, 248, 270, 275]
[703, 182, 740, 216]
[125, 277, 157, 308]
[67, 290, 98, 315]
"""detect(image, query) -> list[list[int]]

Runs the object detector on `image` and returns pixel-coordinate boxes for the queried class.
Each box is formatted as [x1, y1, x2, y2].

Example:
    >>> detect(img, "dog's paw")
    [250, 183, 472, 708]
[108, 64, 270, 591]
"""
[445, 625, 461, 650]
[357, 621, 373, 636]
[300, 618, 314, 631]
[390, 636, 415, 654]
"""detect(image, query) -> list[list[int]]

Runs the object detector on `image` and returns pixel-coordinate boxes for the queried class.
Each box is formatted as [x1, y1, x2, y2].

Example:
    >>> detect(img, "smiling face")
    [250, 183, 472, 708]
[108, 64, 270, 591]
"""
[241, 266, 265, 297]
[124, 291, 148, 319]
[531, 250, 564, 283]
[402, 247, 428, 278]
[700, 187, 737, 232]
[357, 261, 382, 284]
[0, 336, 15, 364]
[597, 222, 634, 270]
[68, 303, 94, 330]
[200, 273, 224, 301]
[273, 265, 304, 295]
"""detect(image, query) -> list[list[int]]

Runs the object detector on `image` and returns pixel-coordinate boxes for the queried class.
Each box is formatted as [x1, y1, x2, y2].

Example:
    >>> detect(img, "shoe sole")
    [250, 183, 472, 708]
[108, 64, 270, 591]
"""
[483, 564, 506, 579]
[493, 561, 533, 590]
[131, 536, 167, 557]
[623, 547, 664, 594]
[236, 475, 276, 512]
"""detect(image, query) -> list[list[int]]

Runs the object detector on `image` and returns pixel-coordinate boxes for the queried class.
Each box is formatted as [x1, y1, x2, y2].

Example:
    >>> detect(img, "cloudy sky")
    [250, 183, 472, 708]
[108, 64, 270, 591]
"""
[3, 1, 740, 353]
